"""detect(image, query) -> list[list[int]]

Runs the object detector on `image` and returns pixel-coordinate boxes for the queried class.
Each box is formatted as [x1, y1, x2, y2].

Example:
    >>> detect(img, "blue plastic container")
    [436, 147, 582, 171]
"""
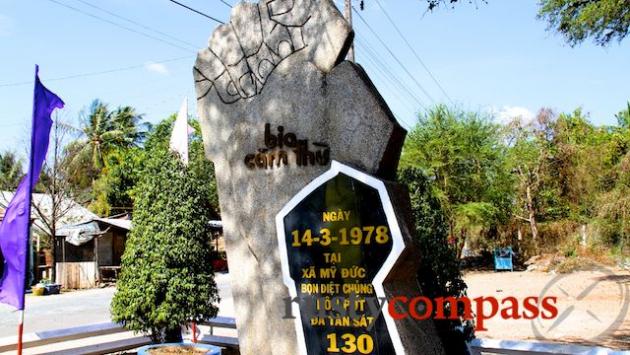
[137, 342, 221, 355]
[494, 247, 514, 271]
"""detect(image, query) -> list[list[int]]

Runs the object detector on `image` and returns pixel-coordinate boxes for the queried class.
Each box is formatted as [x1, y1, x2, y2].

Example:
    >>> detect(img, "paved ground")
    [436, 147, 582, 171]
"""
[0, 287, 115, 337]
[0, 272, 233, 337]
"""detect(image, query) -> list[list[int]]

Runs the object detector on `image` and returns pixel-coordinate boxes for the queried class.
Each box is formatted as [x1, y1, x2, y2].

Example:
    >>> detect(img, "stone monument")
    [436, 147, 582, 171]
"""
[194, 1, 445, 354]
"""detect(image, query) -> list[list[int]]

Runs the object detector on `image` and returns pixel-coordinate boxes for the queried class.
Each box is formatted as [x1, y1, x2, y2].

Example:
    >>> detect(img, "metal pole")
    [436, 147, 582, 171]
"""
[344, 0, 355, 62]
[17, 310, 24, 355]
[18, 65, 41, 355]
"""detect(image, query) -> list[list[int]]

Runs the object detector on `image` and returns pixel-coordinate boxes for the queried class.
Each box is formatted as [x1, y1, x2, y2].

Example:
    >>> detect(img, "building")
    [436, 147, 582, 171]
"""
[54, 217, 227, 288]
[55, 215, 131, 289]
[0, 191, 98, 285]
[1, 189, 224, 289]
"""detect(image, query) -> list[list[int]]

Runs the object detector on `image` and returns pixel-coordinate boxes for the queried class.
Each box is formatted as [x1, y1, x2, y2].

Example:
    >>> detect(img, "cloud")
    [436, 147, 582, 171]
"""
[489, 106, 535, 125]
[0, 14, 14, 37]
[144, 62, 169, 75]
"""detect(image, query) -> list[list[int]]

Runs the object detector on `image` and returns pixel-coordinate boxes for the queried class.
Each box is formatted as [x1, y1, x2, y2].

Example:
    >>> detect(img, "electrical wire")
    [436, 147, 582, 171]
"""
[357, 43, 418, 114]
[0, 57, 192, 88]
[373, 0, 454, 105]
[218, 0, 233, 8]
[359, 45, 417, 112]
[35, 0, 418, 130]
[46, 0, 194, 52]
[356, 35, 426, 111]
[352, 5, 436, 104]
[73, 0, 199, 50]
[355, 41, 418, 130]
[166, 0, 225, 24]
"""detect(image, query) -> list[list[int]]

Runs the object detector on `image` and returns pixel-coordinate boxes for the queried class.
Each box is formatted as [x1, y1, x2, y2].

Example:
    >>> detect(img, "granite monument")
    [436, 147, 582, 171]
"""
[194, 1, 444, 353]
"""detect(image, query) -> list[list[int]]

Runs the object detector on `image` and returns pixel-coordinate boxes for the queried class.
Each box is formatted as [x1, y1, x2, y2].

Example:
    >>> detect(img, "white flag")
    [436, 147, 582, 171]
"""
[170, 98, 189, 165]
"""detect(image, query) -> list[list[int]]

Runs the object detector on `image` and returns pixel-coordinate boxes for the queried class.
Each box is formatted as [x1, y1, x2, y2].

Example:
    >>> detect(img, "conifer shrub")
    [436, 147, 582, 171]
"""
[111, 148, 219, 342]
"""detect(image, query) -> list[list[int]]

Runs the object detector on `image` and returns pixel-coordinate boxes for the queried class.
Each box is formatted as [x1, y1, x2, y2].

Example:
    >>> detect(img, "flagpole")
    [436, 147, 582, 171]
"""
[17, 310, 24, 354]
[17, 65, 41, 355]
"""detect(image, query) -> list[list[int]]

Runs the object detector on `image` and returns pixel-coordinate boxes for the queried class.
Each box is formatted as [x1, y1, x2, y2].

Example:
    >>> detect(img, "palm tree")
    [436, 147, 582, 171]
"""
[71, 100, 146, 171]
[111, 106, 150, 147]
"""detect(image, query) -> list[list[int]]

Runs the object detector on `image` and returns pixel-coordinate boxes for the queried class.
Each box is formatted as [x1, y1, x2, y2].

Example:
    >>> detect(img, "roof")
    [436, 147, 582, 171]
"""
[0, 191, 97, 236]
[56, 217, 132, 246]
[98, 217, 132, 231]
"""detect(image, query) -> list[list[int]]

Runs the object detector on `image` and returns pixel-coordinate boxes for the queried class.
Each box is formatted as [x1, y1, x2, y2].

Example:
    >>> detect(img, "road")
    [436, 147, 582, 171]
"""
[0, 272, 233, 337]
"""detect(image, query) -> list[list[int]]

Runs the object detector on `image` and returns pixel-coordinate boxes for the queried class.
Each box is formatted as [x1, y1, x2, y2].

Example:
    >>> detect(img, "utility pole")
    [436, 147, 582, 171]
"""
[344, 0, 355, 62]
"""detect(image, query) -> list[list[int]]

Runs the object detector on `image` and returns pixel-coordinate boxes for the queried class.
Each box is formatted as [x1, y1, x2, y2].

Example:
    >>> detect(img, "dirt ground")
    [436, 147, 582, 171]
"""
[463, 268, 630, 350]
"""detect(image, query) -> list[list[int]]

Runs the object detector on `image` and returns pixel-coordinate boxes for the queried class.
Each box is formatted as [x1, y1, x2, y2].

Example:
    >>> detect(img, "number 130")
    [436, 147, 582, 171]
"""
[326, 333, 374, 354]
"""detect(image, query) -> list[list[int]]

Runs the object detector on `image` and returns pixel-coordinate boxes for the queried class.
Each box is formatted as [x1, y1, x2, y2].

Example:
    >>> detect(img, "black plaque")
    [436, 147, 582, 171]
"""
[281, 172, 398, 355]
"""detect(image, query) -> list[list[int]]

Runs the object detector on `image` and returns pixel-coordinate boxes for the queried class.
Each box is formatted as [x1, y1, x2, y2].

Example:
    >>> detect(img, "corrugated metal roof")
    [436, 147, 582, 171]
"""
[0, 191, 97, 236]
[97, 217, 132, 231]
[56, 217, 131, 246]
[57, 221, 102, 246]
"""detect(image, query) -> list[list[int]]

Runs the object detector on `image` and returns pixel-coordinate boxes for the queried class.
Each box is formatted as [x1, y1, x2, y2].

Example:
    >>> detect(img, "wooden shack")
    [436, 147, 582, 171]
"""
[55, 216, 131, 289]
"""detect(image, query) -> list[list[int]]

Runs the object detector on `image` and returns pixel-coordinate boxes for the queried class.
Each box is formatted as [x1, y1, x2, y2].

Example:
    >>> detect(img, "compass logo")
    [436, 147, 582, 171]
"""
[532, 265, 630, 342]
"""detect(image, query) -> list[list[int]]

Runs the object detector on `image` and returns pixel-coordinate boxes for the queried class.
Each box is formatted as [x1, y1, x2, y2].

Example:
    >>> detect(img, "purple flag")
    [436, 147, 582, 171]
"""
[0, 66, 64, 310]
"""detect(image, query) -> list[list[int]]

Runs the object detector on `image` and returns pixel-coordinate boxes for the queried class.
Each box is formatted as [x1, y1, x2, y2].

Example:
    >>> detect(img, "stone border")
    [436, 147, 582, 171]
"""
[468, 338, 627, 355]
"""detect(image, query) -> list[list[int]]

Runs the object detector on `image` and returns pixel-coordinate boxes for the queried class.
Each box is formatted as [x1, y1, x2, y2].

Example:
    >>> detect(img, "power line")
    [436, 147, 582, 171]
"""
[73, 0, 199, 50]
[166, 0, 225, 24]
[355, 40, 418, 130]
[218, 0, 233, 9]
[356, 35, 426, 111]
[373, 0, 454, 105]
[358, 49, 416, 110]
[334, 0, 422, 127]
[352, 5, 436, 105]
[46, 0, 194, 52]
[353, 57, 415, 130]
[357, 43, 419, 116]
[357, 43, 423, 115]
[0, 56, 192, 88]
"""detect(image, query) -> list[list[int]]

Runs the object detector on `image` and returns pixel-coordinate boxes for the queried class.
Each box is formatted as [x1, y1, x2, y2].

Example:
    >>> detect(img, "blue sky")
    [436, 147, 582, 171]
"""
[0, 0, 628, 155]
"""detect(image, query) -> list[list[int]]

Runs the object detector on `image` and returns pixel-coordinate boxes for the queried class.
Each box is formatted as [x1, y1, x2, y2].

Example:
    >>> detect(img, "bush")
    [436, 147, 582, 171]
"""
[111, 149, 219, 342]
[399, 168, 473, 353]
[555, 256, 598, 273]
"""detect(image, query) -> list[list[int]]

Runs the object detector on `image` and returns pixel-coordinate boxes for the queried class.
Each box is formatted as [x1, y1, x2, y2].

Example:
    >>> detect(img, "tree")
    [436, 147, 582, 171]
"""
[88, 112, 219, 217]
[144, 115, 220, 217]
[593, 103, 630, 254]
[90, 147, 144, 216]
[398, 168, 472, 354]
[538, 0, 630, 46]
[505, 107, 621, 253]
[595, 152, 630, 254]
[616, 102, 630, 129]
[0, 151, 24, 190]
[401, 105, 513, 252]
[505, 110, 553, 243]
[110, 106, 150, 146]
[31, 118, 86, 281]
[111, 148, 219, 342]
[70, 100, 146, 173]
[422, 0, 629, 47]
